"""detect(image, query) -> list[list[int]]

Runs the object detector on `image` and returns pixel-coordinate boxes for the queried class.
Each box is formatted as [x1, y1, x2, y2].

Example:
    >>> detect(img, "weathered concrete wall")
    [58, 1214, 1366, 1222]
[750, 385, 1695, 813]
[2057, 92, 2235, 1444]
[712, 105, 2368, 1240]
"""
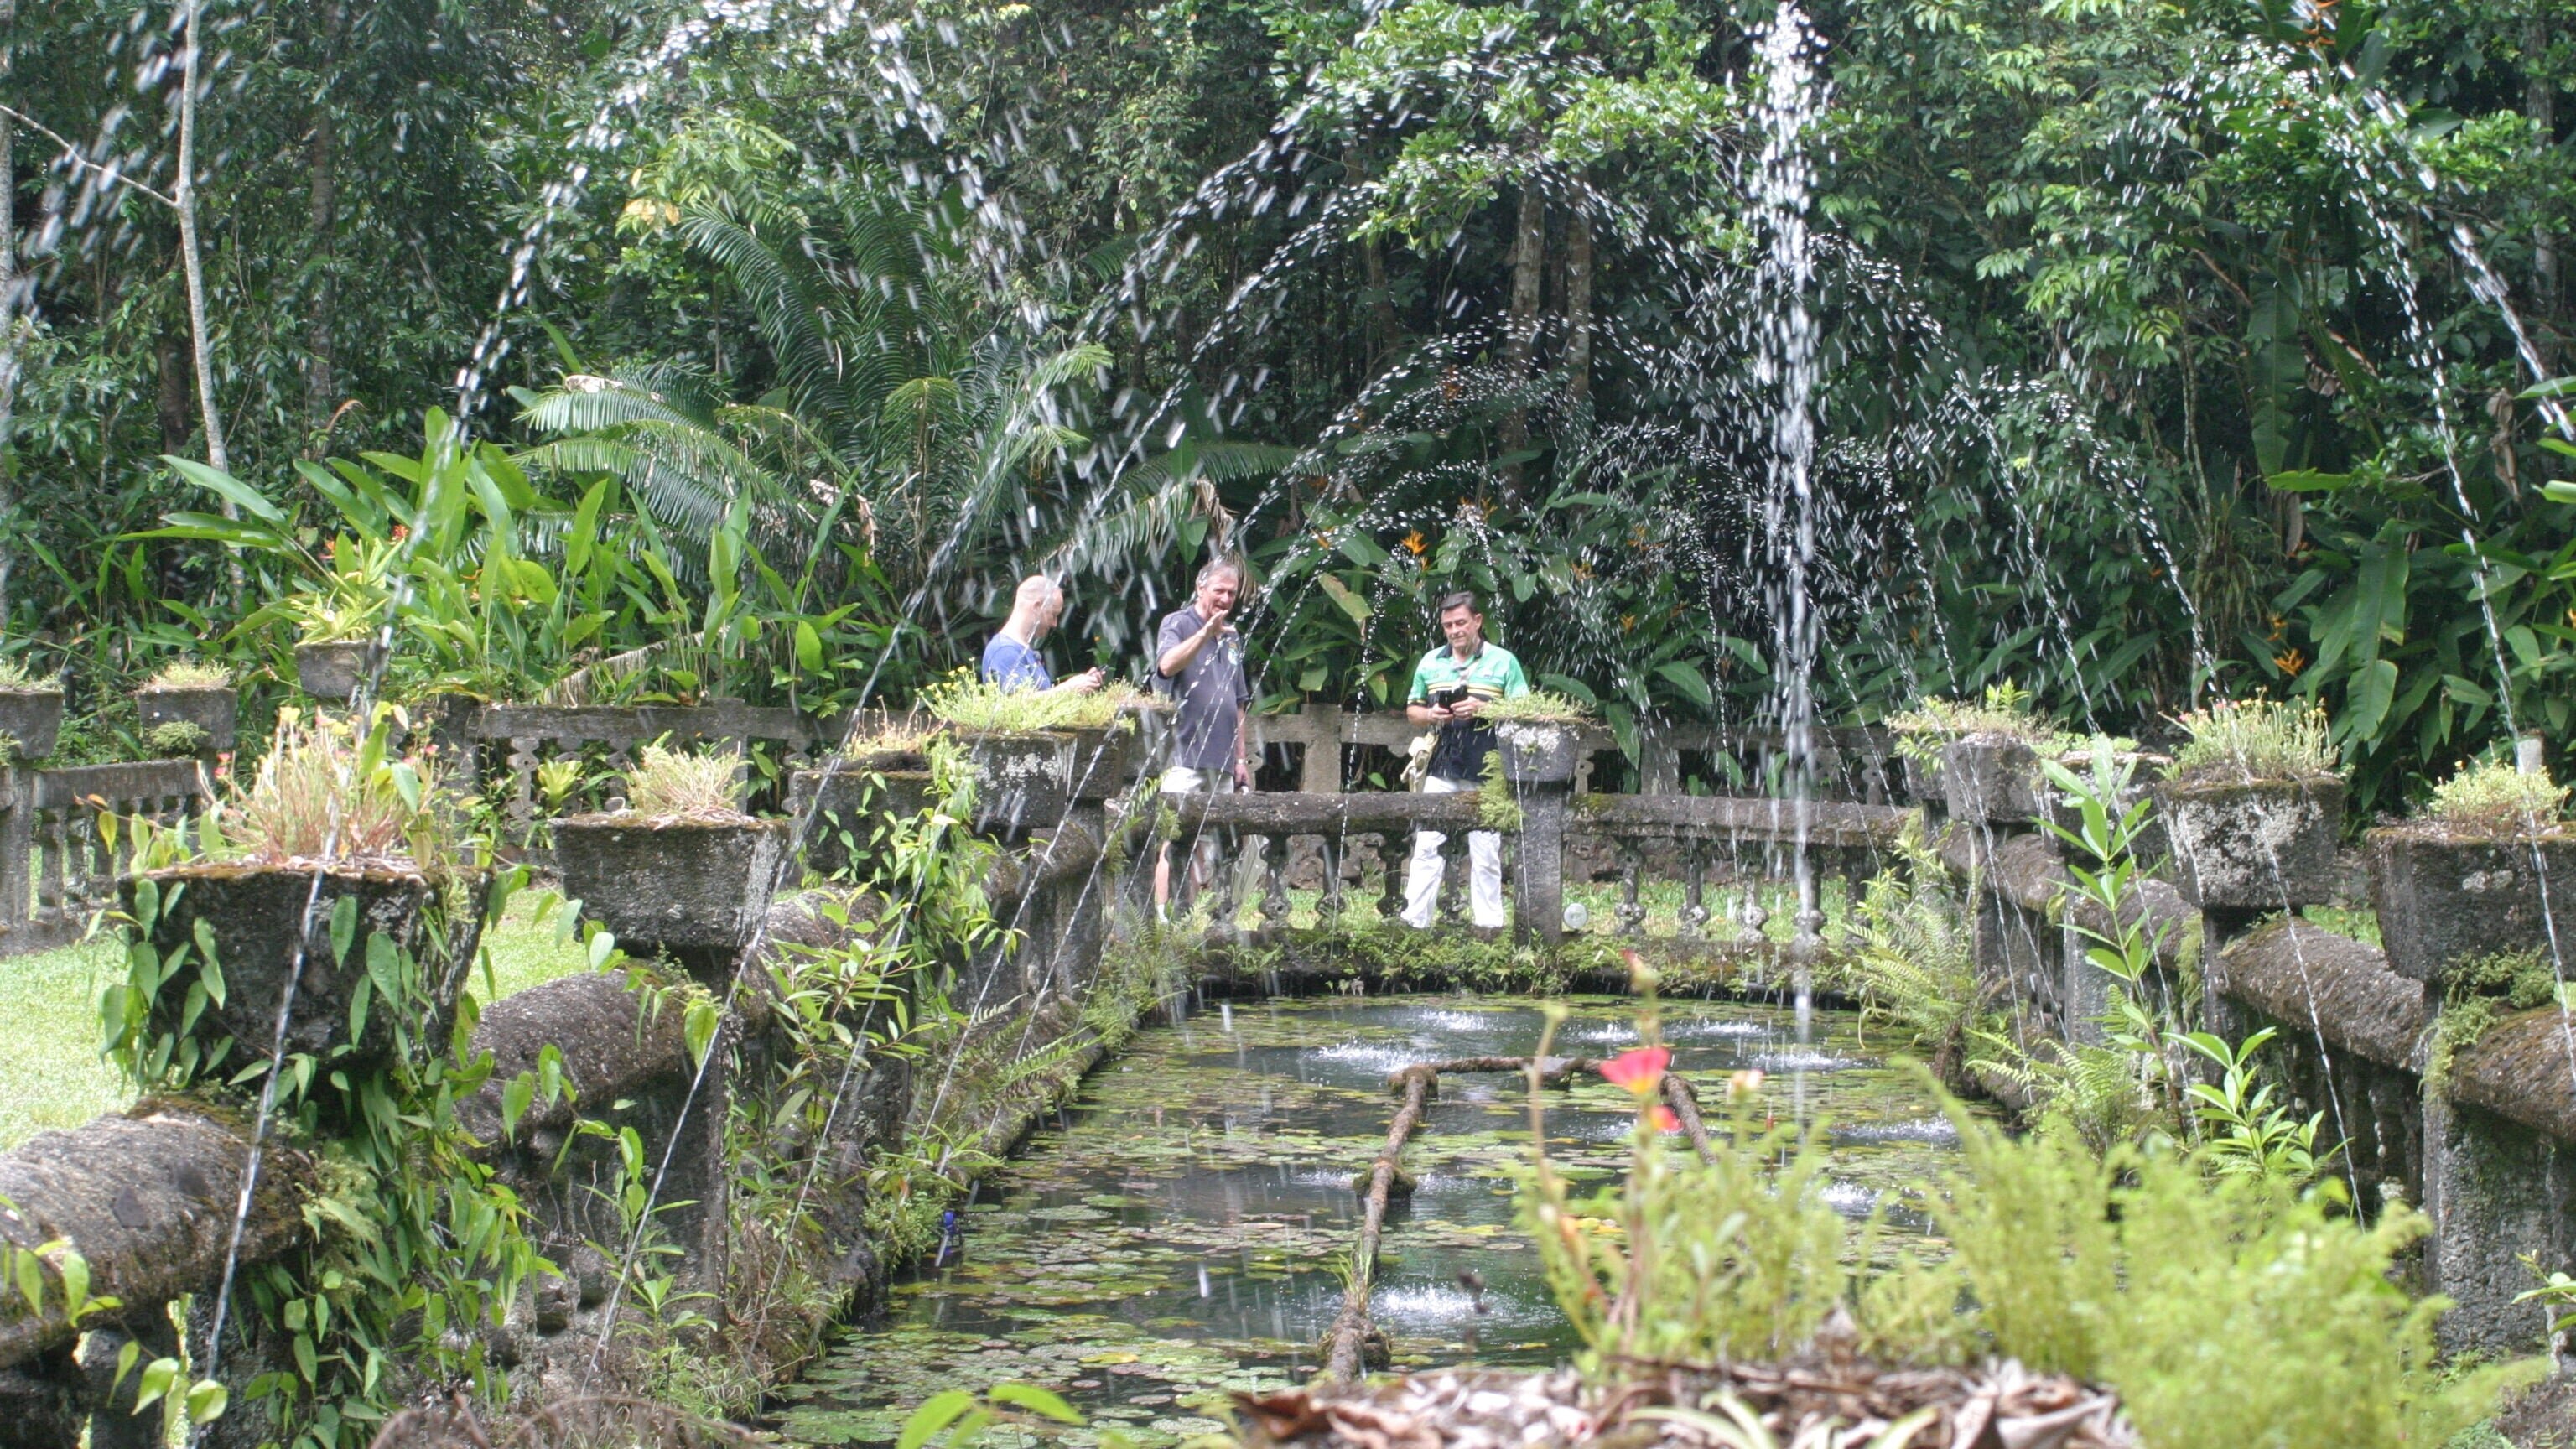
[0, 803, 1132, 1445]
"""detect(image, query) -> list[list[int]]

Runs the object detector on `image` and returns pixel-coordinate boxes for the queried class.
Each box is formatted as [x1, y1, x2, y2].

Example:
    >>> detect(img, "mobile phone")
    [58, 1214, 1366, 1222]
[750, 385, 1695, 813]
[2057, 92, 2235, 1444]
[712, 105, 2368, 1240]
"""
[1431, 684, 1470, 710]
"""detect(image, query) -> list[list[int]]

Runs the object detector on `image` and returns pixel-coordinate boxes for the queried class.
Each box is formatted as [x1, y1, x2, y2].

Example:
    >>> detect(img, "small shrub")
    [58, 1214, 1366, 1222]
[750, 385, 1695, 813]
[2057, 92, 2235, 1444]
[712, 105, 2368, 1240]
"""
[233, 709, 447, 865]
[0, 658, 50, 692]
[1931, 1111, 2530, 1448]
[839, 714, 940, 759]
[0, 730, 21, 762]
[1481, 688, 1597, 724]
[622, 742, 745, 819]
[146, 721, 213, 756]
[144, 660, 234, 690]
[2166, 696, 2338, 784]
[1888, 682, 2054, 759]
[922, 667, 1142, 732]
[2427, 760, 2571, 834]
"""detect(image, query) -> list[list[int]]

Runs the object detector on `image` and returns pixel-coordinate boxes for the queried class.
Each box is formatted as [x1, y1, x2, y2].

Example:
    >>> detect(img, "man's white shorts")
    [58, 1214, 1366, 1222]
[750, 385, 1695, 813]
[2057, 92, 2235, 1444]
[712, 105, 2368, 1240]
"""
[1159, 766, 1239, 795]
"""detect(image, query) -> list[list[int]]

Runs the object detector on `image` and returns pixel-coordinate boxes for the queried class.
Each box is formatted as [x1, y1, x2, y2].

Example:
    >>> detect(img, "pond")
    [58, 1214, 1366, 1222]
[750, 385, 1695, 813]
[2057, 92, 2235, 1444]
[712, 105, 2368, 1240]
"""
[772, 993, 1974, 1448]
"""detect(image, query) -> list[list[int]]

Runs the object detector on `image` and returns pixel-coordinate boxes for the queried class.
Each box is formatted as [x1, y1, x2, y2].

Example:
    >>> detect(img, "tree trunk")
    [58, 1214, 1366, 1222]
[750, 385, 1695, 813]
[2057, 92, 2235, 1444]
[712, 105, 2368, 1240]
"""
[158, 328, 195, 455]
[174, 0, 228, 475]
[0, 0, 18, 622]
[2530, 18, 2558, 369]
[1565, 197, 1593, 405]
[1347, 148, 1400, 363]
[1497, 171, 1545, 491]
[304, 0, 348, 447]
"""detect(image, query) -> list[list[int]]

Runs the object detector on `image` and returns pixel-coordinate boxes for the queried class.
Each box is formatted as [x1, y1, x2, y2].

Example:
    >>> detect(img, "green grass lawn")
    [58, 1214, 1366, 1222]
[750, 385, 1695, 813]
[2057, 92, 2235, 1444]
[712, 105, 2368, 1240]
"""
[0, 892, 597, 1152]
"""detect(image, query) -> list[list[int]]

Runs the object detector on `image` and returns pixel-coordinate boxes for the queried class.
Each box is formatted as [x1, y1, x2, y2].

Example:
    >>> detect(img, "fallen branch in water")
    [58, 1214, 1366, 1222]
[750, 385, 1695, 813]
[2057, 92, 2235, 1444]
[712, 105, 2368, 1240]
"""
[1324, 1063, 1439, 1383]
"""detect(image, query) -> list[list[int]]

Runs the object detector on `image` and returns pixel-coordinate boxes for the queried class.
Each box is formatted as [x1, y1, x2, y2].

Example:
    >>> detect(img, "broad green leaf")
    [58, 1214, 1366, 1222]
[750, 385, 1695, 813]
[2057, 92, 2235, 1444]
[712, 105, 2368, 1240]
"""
[989, 1384, 1085, 1425]
[897, 1390, 977, 1449]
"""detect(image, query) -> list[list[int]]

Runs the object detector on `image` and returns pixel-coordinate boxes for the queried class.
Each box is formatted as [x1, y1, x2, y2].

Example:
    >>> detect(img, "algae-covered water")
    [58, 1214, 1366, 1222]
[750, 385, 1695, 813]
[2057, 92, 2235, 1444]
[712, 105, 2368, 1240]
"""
[774, 994, 1971, 1448]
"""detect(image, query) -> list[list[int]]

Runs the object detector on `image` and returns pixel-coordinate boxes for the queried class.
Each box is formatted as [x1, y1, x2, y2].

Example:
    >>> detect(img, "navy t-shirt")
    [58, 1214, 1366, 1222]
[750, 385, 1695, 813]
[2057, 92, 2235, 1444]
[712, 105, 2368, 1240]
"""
[1154, 606, 1251, 770]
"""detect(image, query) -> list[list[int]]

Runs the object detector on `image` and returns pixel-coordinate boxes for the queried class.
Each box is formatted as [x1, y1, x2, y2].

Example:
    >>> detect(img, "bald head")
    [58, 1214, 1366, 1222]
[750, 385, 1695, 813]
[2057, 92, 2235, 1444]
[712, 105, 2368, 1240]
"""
[1007, 574, 1067, 642]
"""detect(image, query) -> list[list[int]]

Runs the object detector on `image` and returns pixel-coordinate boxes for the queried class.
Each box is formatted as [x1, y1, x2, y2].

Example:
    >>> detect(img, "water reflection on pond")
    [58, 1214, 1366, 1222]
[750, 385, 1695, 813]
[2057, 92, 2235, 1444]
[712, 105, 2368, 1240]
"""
[774, 994, 1972, 1448]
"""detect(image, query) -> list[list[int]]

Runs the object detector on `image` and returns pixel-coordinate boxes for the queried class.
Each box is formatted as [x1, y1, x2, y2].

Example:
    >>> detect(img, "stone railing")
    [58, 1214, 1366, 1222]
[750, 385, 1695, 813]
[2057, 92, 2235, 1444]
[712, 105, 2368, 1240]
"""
[1927, 733, 2576, 1358]
[0, 806, 1123, 1440]
[1158, 785, 1909, 952]
[0, 760, 210, 959]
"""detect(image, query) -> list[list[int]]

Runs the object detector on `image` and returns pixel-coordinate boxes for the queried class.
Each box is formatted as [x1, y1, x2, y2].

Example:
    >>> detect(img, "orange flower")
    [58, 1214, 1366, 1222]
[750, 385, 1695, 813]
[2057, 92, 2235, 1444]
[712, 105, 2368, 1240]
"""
[2273, 647, 2306, 677]
[1571, 561, 1592, 581]
[1400, 530, 1428, 556]
[1647, 1104, 1681, 1134]
[1601, 1046, 1670, 1096]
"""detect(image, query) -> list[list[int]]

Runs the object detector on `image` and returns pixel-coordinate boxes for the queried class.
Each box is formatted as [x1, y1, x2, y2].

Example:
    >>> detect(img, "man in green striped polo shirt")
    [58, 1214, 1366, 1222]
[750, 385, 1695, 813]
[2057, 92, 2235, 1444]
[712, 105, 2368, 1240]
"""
[1401, 589, 1530, 928]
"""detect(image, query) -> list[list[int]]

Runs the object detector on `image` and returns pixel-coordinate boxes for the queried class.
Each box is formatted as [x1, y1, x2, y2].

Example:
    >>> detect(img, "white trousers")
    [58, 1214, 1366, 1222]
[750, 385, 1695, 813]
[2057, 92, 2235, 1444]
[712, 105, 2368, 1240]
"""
[1403, 775, 1505, 928]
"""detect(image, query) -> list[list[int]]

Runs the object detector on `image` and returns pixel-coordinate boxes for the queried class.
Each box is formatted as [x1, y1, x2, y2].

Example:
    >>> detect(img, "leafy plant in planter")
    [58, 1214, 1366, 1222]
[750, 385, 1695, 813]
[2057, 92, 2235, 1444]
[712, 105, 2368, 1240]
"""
[922, 671, 1088, 831]
[137, 658, 240, 753]
[2369, 759, 2575, 986]
[553, 741, 788, 973]
[1888, 683, 2062, 818]
[107, 707, 467, 1084]
[793, 718, 942, 880]
[103, 707, 546, 1446]
[0, 656, 66, 761]
[2159, 698, 2345, 911]
[1484, 688, 1595, 785]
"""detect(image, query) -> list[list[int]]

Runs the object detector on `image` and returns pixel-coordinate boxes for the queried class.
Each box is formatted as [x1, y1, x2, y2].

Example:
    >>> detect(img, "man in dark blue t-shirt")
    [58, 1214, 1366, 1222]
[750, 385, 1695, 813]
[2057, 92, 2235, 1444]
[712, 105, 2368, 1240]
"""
[981, 575, 1104, 695]
[1152, 558, 1252, 911]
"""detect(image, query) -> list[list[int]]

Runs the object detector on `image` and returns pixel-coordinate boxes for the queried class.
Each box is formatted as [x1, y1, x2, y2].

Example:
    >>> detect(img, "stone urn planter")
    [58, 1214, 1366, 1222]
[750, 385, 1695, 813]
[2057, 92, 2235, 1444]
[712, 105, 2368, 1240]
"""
[137, 684, 240, 753]
[0, 685, 65, 761]
[295, 639, 382, 703]
[553, 813, 790, 974]
[1943, 732, 2043, 827]
[2160, 776, 2345, 911]
[2367, 823, 2576, 985]
[1063, 724, 1142, 802]
[788, 757, 934, 879]
[967, 730, 1075, 834]
[119, 862, 474, 1075]
[1497, 720, 1583, 787]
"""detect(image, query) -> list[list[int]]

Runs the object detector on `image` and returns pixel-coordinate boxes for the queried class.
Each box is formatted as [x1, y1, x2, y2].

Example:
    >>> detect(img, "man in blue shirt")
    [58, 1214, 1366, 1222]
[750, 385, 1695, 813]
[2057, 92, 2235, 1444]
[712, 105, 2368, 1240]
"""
[1151, 558, 1253, 913]
[981, 575, 1104, 695]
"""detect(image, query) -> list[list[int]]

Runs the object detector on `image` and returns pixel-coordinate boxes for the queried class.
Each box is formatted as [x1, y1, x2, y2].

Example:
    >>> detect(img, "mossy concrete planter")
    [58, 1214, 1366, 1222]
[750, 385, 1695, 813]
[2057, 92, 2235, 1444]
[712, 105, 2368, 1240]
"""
[2367, 826, 2576, 985]
[2162, 776, 2345, 911]
[968, 731, 1074, 834]
[1943, 733, 2042, 827]
[120, 862, 465, 1072]
[553, 815, 788, 971]
[1497, 721, 1582, 786]
[136, 685, 239, 753]
[1064, 726, 1141, 802]
[294, 640, 382, 703]
[0, 688, 65, 761]
[788, 763, 933, 879]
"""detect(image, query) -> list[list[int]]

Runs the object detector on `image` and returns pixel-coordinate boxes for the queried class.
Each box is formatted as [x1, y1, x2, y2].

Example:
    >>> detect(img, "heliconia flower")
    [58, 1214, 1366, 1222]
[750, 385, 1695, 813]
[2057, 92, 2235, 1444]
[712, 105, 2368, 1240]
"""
[1600, 1046, 1670, 1096]
[1647, 1104, 1681, 1135]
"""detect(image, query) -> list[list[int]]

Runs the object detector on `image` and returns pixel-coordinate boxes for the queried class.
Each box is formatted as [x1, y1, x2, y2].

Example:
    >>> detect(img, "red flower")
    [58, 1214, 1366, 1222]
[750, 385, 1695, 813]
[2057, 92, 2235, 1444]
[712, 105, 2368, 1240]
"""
[1601, 1046, 1670, 1096]
[1647, 1104, 1681, 1135]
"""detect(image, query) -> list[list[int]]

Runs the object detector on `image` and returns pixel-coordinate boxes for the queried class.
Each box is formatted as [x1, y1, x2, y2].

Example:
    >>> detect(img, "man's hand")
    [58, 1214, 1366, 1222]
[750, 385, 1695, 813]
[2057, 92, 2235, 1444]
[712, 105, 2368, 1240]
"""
[1199, 607, 1234, 639]
[1446, 695, 1481, 719]
[1233, 756, 1252, 789]
[1062, 667, 1105, 695]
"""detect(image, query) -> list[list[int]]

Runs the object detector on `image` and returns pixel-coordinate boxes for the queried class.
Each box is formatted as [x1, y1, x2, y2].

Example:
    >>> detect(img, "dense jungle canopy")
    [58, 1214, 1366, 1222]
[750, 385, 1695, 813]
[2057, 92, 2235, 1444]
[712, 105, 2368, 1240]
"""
[3, 0, 2573, 809]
